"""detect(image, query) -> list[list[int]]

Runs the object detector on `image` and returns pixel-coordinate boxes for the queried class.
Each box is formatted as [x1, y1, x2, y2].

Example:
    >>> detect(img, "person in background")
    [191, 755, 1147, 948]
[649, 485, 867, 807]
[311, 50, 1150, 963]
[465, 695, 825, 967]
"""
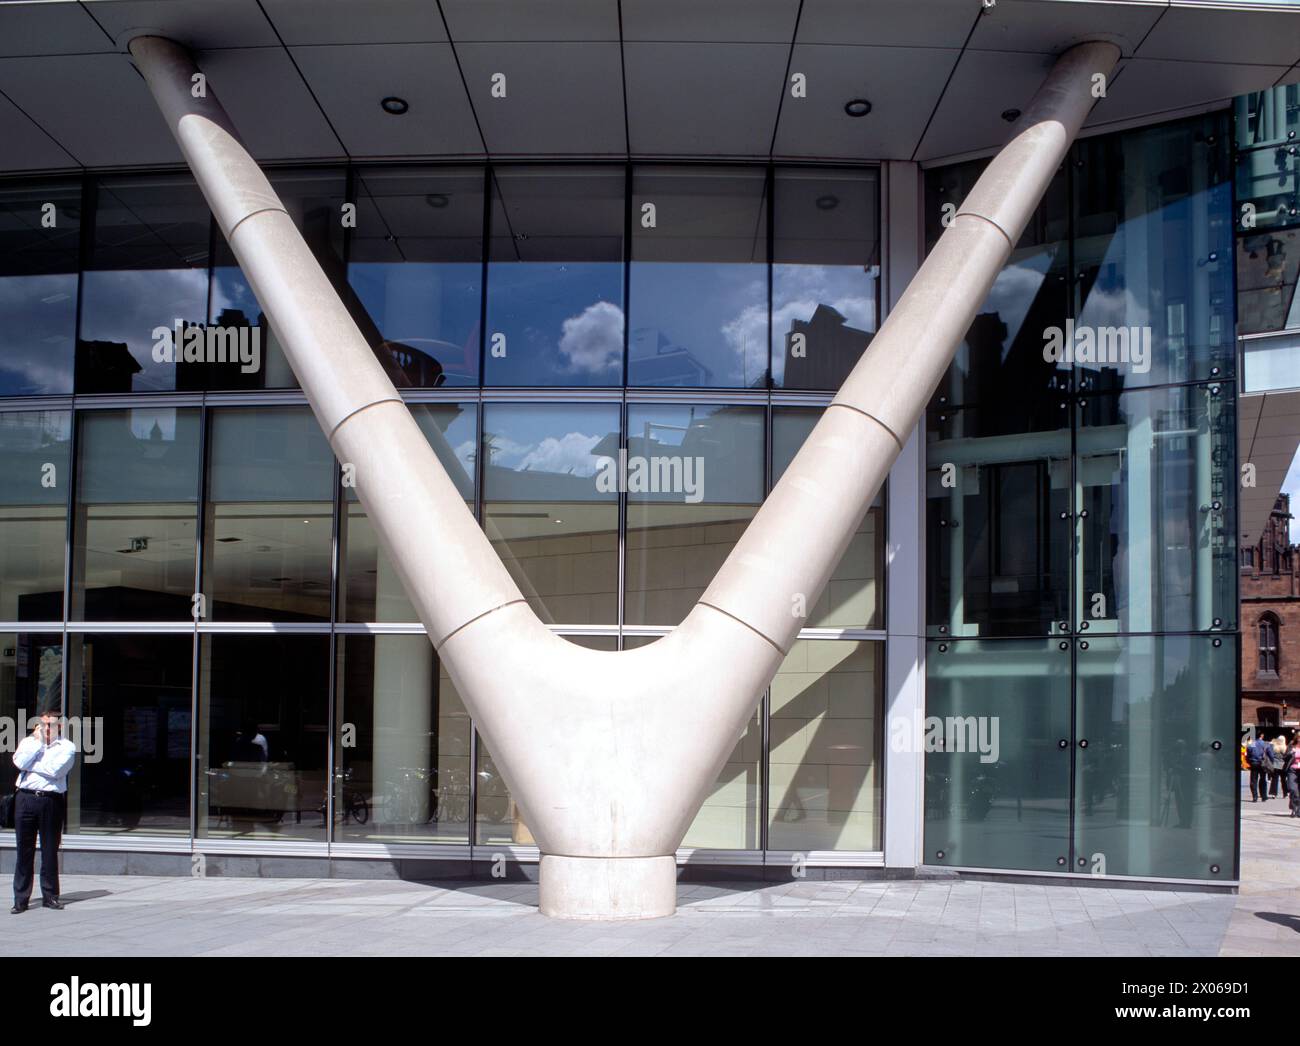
[1247, 734, 1273, 802]
[1286, 734, 1300, 819]
[11, 711, 77, 914]
[1271, 735, 1289, 799]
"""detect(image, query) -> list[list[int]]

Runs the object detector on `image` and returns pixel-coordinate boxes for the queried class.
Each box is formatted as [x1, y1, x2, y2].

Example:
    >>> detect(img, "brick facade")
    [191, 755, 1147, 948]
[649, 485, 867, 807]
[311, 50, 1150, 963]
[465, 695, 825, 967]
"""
[1241, 493, 1300, 729]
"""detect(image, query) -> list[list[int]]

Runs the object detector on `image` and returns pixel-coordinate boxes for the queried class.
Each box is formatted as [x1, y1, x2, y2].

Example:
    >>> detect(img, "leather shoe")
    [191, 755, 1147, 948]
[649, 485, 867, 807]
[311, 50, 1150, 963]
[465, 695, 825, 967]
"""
[10, 902, 27, 914]
[41, 898, 63, 910]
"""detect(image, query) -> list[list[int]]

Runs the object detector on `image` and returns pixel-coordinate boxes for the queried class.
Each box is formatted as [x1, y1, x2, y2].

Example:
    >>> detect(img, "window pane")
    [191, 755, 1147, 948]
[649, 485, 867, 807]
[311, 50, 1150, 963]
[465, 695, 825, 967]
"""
[773, 408, 883, 628]
[0, 181, 79, 395]
[768, 640, 882, 851]
[1075, 635, 1237, 879]
[0, 411, 70, 621]
[772, 168, 879, 390]
[78, 175, 210, 393]
[924, 159, 1069, 407]
[72, 408, 201, 621]
[1079, 384, 1236, 633]
[341, 403, 477, 622]
[625, 403, 763, 626]
[1236, 228, 1300, 335]
[1074, 113, 1234, 388]
[925, 638, 1073, 872]
[485, 167, 624, 386]
[926, 402, 1072, 638]
[210, 169, 347, 390]
[482, 403, 619, 625]
[0, 633, 62, 799]
[66, 633, 193, 836]
[348, 167, 483, 388]
[205, 407, 334, 622]
[475, 635, 616, 847]
[198, 634, 329, 840]
[629, 167, 768, 388]
[334, 634, 470, 843]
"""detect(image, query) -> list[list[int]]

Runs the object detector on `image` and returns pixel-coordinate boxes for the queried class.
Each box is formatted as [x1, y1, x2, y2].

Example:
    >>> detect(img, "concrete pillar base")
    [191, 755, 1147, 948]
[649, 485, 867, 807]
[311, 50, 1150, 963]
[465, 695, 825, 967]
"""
[538, 855, 678, 921]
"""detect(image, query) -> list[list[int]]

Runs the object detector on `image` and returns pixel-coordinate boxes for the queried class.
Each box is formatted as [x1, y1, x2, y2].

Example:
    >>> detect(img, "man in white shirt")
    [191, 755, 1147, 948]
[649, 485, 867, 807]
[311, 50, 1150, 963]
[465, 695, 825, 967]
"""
[11, 711, 77, 913]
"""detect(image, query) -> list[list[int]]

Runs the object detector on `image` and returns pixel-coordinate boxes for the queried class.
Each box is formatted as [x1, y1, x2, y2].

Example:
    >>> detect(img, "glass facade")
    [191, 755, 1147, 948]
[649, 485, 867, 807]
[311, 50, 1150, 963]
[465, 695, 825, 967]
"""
[0, 113, 1244, 881]
[1234, 86, 1300, 393]
[0, 161, 884, 860]
[924, 112, 1239, 881]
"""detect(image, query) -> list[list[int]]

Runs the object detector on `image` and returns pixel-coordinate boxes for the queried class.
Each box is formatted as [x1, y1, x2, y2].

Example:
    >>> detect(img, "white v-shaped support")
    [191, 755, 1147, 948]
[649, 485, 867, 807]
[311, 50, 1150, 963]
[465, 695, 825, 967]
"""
[129, 35, 1119, 919]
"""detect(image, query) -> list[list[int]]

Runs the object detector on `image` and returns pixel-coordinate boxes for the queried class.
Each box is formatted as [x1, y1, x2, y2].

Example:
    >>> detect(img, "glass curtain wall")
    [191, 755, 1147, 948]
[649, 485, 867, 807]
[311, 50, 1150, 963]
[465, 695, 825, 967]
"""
[0, 160, 884, 860]
[923, 112, 1238, 881]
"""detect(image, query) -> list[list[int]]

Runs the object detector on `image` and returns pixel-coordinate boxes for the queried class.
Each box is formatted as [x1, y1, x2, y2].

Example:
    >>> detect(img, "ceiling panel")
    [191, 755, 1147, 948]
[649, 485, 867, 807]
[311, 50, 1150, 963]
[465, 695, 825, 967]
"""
[773, 45, 959, 160]
[622, 0, 799, 42]
[625, 42, 787, 156]
[260, 0, 447, 44]
[440, 0, 619, 41]
[0, 52, 180, 167]
[0, 90, 79, 170]
[967, 0, 1165, 57]
[1137, 5, 1300, 66]
[197, 48, 342, 160]
[289, 43, 483, 157]
[82, 0, 279, 50]
[455, 42, 624, 155]
[1089, 58, 1290, 124]
[0, 1, 114, 56]
[796, 0, 980, 48]
[914, 48, 1058, 161]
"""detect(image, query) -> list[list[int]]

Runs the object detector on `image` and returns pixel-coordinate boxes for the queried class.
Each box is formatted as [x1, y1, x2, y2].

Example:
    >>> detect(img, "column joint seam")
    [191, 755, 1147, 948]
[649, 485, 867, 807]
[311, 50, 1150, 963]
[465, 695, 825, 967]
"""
[225, 204, 291, 241]
[826, 402, 906, 451]
[697, 601, 788, 657]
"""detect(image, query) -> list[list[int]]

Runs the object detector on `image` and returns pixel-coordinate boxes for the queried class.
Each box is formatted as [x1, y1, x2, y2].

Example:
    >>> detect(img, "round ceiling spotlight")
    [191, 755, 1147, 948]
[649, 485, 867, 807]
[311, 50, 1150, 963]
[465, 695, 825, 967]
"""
[381, 96, 409, 115]
[843, 98, 872, 118]
[425, 193, 450, 209]
[1001, 108, 1021, 123]
[815, 194, 839, 211]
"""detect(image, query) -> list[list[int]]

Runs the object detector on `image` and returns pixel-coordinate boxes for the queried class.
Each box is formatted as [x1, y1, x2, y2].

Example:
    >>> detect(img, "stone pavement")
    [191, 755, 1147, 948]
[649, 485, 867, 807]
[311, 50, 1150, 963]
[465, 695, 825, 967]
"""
[1219, 778, 1300, 956]
[0, 781, 1293, 957]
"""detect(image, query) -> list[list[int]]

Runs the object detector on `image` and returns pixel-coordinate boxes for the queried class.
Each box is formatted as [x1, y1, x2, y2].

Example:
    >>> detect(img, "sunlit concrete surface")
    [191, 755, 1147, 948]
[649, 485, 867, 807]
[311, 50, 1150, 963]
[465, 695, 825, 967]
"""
[0, 873, 1241, 957]
[1217, 779, 1300, 957]
[5, 779, 1297, 957]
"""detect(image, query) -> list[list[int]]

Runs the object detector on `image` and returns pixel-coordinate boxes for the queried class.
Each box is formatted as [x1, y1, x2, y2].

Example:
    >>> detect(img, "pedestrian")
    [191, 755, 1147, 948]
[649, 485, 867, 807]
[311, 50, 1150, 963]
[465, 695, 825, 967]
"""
[1246, 733, 1273, 802]
[1271, 735, 1289, 798]
[1286, 735, 1300, 819]
[11, 711, 77, 914]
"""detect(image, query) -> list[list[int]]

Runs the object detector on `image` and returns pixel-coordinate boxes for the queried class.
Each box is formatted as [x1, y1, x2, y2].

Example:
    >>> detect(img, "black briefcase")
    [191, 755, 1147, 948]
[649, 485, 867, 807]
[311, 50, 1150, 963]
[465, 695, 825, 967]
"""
[0, 792, 14, 830]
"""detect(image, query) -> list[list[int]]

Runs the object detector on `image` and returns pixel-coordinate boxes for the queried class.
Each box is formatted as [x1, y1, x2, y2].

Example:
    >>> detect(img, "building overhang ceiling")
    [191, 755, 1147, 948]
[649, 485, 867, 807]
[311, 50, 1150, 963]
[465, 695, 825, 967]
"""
[1239, 389, 1300, 547]
[0, 0, 1297, 173]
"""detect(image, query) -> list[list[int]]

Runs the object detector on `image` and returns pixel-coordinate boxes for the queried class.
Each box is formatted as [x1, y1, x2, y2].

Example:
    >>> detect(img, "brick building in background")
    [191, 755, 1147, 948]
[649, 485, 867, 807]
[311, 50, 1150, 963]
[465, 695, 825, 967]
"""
[1242, 493, 1300, 731]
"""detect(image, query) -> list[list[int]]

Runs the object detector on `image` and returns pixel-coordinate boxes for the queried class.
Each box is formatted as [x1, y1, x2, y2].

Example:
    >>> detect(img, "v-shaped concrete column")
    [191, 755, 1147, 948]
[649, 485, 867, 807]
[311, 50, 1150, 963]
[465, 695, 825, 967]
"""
[129, 35, 1118, 919]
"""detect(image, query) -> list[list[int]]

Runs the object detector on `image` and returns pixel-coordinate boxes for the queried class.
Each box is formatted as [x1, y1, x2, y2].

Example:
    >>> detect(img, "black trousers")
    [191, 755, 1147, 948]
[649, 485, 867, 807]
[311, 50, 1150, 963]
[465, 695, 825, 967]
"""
[12, 790, 61, 904]
[1249, 766, 1270, 800]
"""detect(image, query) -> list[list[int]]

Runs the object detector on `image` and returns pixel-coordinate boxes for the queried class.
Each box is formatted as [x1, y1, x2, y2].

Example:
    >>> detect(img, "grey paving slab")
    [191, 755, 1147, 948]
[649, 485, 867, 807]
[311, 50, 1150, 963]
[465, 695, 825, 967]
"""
[0, 778, 1293, 956]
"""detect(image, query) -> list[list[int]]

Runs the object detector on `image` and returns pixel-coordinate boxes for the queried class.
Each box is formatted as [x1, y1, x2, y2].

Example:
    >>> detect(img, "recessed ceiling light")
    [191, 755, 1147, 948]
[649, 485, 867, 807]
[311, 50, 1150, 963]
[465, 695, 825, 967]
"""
[381, 96, 409, 115]
[815, 194, 839, 211]
[1001, 108, 1021, 123]
[425, 193, 449, 208]
[844, 98, 872, 118]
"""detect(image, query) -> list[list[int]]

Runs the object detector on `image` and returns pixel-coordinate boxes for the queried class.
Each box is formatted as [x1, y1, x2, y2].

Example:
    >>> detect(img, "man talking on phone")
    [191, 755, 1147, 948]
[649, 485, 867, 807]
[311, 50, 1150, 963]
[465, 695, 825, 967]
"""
[11, 711, 77, 913]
